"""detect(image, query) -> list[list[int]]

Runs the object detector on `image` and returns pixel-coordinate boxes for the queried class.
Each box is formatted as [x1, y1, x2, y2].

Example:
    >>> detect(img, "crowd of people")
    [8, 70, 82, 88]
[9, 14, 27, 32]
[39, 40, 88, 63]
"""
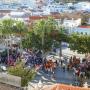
[1, 47, 90, 86]
[0, 48, 20, 66]
[23, 49, 43, 69]
[64, 56, 90, 86]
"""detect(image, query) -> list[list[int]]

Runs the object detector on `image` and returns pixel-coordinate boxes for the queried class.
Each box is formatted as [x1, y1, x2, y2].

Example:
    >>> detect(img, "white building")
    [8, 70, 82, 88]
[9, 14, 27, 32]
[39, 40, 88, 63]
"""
[74, 2, 90, 11]
[63, 18, 81, 28]
[19, 0, 53, 9]
[45, 3, 69, 13]
[1, 0, 20, 3]
[71, 26, 90, 35]
[46, 0, 54, 4]
[10, 11, 30, 24]
[19, 0, 36, 8]
[87, 18, 90, 25]
[46, 4, 66, 12]
[1, 11, 30, 24]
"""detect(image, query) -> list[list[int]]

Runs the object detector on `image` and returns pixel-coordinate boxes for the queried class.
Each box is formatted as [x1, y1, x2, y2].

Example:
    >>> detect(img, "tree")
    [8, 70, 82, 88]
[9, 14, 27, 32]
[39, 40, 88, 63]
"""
[1, 19, 15, 35]
[69, 33, 90, 54]
[0, 19, 16, 62]
[8, 62, 36, 87]
[22, 17, 57, 52]
[81, 14, 90, 25]
[22, 32, 42, 50]
[33, 17, 57, 52]
[22, 17, 68, 56]
[0, 19, 15, 44]
[11, 20, 28, 58]
[50, 26, 69, 56]
[0, 19, 28, 61]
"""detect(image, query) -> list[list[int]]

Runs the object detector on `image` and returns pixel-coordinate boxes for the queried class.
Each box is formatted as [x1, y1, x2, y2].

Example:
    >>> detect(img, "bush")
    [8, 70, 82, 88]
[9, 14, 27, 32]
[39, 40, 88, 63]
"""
[8, 62, 36, 87]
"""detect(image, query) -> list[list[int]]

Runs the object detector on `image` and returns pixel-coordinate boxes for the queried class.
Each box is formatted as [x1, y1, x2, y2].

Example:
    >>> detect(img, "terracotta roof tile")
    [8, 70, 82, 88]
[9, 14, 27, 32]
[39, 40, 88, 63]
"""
[29, 12, 82, 21]
[43, 84, 90, 90]
[29, 14, 61, 20]
[79, 26, 90, 28]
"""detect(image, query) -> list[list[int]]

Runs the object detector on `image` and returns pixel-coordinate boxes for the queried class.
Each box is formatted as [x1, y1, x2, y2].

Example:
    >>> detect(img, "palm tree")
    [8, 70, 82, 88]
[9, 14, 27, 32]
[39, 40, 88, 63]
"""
[12, 21, 28, 58]
[1, 19, 15, 62]
[0, 19, 28, 61]
[33, 17, 57, 54]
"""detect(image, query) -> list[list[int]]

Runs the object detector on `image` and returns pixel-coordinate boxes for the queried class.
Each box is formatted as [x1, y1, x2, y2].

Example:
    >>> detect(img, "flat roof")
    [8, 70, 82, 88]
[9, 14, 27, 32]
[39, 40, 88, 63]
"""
[79, 26, 90, 28]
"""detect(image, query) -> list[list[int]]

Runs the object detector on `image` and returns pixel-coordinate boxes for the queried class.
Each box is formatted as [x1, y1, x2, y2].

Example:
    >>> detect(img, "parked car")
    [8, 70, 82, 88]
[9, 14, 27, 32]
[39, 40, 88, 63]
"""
[0, 65, 7, 72]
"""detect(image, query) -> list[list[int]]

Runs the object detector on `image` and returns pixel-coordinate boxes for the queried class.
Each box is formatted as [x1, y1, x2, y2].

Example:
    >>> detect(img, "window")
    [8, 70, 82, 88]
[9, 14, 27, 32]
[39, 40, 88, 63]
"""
[81, 32, 83, 35]
[56, 9, 58, 12]
[85, 32, 87, 35]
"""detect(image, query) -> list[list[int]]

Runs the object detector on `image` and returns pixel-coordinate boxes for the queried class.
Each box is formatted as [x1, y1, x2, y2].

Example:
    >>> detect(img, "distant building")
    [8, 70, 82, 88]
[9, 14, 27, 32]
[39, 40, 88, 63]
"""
[63, 18, 81, 28]
[9, 11, 30, 24]
[0, 10, 30, 25]
[45, 3, 69, 13]
[19, 0, 54, 9]
[1, 0, 19, 3]
[71, 26, 90, 35]
[74, 2, 90, 11]
[87, 18, 90, 25]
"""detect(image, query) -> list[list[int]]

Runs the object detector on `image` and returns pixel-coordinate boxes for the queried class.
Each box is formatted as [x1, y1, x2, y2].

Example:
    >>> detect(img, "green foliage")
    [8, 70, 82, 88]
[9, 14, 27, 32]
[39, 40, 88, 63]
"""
[22, 17, 68, 52]
[22, 32, 42, 49]
[0, 19, 28, 57]
[1, 19, 15, 35]
[0, 19, 28, 36]
[69, 34, 90, 54]
[8, 62, 36, 87]
[33, 17, 57, 38]
[12, 21, 28, 35]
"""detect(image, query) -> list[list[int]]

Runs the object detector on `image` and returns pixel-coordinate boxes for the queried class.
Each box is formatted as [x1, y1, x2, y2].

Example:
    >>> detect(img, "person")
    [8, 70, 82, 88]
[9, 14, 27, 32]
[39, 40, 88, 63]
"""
[76, 68, 80, 77]
[62, 63, 66, 72]
[60, 56, 64, 66]
[55, 60, 58, 66]
[69, 56, 72, 64]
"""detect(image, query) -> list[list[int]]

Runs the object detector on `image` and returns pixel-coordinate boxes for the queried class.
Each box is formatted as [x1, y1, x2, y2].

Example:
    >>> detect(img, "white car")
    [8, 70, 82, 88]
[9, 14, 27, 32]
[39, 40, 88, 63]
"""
[0, 65, 7, 71]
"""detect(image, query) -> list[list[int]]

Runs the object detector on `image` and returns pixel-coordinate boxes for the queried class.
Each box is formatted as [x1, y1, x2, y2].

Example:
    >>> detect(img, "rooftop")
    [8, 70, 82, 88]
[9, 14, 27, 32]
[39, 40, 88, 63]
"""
[79, 26, 90, 28]
[43, 84, 90, 90]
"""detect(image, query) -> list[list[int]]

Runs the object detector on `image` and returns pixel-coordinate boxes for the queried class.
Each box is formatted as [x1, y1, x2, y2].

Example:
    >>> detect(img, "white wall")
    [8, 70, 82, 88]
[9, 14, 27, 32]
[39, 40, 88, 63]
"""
[45, 4, 68, 13]
[63, 18, 81, 28]
[88, 18, 90, 25]
[74, 2, 90, 11]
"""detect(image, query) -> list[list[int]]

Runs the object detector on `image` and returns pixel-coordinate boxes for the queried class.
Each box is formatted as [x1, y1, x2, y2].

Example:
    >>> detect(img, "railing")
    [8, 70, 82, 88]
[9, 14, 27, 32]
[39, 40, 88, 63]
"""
[0, 73, 21, 87]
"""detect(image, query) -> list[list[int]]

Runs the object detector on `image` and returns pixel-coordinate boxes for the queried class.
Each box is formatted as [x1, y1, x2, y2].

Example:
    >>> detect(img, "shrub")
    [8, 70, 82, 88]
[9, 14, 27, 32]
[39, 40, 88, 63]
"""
[8, 62, 36, 87]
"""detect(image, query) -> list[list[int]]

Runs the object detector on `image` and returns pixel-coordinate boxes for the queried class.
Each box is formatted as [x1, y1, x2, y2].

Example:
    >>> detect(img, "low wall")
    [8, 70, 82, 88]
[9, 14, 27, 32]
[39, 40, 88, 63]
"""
[0, 73, 21, 87]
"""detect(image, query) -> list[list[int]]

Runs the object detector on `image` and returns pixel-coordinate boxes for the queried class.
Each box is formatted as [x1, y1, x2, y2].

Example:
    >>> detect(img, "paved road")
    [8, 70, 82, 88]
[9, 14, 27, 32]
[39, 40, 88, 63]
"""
[31, 65, 75, 85]
[31, 64, 90, 87]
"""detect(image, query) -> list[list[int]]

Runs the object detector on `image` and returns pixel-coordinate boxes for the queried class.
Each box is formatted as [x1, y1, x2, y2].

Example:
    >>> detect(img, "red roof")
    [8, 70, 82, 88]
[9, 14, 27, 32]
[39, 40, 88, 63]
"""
[79, 26, 90, 28]
[43, 84, 90, 90]
[29, 14, 61, 20]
